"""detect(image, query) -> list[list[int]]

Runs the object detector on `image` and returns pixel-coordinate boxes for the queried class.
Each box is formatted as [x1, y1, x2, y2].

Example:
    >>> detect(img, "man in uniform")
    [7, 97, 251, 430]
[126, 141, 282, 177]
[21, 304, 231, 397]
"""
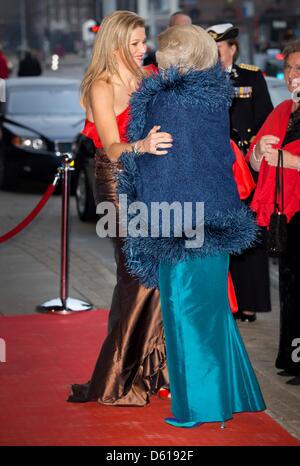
[207, 23, 273, 154]
[207, 23, 273, 322]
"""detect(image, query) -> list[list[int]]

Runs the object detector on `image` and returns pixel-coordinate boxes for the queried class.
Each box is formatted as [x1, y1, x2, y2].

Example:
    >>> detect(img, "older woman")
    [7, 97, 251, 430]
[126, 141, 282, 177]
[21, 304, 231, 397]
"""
[248, 39, 300, 385]
[119, 25, 266, 427]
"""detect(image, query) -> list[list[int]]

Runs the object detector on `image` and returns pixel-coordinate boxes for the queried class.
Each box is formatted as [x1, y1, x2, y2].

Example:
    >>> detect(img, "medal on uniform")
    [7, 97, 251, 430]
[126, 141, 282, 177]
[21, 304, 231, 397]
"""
[233, 86, 253, 99]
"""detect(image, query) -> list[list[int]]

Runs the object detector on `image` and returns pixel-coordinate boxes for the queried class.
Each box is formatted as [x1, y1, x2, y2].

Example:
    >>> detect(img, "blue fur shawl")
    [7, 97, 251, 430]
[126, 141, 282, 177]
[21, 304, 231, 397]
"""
[118, 65, 257, 288]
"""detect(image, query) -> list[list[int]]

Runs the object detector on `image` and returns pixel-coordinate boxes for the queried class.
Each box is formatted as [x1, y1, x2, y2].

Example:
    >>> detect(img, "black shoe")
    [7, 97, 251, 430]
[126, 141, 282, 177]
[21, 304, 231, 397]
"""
[240, 311, 257, 322]
[277, 370, 294, 377]
[286, 375, 300, 385]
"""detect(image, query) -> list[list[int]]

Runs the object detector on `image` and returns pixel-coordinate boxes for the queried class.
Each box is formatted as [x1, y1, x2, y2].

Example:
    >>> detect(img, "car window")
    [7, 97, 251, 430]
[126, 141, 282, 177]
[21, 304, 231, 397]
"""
[269, 86, 290, 107]
[266, 79, 290, 108]
[7, 86, 84, 116]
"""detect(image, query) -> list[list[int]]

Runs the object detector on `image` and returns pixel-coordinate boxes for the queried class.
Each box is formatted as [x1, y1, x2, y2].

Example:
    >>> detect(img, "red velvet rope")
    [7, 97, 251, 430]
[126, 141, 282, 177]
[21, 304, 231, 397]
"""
[0, 183, 57, 244]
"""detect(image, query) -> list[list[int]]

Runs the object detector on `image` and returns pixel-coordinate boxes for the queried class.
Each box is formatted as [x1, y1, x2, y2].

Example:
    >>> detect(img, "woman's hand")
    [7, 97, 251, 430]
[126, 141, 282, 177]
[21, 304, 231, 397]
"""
[250, 134, 279, 171]
[138, 125, 173, 155]
[263, 148, 281, 166]
[264, 149, 300, 170]
[256, 135, 280, 157]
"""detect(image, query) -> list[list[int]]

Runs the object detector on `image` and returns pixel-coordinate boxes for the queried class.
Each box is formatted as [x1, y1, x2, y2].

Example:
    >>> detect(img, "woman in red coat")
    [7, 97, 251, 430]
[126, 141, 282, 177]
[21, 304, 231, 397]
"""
[247, 39, 300, 385]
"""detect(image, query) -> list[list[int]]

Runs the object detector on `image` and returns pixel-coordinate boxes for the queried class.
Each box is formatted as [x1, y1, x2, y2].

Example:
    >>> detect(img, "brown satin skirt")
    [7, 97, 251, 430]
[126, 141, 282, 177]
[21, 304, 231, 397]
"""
[68, 150, 168, 406]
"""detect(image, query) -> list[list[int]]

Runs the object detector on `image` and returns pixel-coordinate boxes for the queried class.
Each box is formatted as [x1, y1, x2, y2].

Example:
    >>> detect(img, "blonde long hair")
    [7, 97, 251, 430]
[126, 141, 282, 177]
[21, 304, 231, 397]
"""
[81, 10, 145, 108]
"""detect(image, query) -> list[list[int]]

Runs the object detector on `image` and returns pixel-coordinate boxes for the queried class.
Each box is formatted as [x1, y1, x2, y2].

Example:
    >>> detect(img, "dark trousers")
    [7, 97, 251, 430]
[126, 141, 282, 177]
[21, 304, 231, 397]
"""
[276, 212, 300, 375]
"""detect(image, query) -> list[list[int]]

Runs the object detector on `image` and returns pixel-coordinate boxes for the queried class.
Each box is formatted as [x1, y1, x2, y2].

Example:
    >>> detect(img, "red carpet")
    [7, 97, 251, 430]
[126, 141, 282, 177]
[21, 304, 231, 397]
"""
[0, 310, 299, 446]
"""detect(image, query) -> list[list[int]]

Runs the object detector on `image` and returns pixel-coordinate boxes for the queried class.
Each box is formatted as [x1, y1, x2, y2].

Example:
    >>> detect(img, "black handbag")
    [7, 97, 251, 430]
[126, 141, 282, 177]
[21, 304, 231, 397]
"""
[266, 149, 288, 257]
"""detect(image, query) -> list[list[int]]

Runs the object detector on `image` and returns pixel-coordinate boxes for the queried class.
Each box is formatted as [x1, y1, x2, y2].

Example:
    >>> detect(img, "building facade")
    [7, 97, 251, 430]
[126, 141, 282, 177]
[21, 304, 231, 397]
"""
[0, 0, 23, 52]
[1, 1, 299, 58]
[180, 0, 300, 50]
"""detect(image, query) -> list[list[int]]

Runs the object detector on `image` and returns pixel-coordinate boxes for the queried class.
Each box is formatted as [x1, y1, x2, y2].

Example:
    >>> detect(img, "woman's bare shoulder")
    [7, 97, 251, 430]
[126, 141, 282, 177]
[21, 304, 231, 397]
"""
[88, 80, 115, 117]
[90, 79, 113, 99]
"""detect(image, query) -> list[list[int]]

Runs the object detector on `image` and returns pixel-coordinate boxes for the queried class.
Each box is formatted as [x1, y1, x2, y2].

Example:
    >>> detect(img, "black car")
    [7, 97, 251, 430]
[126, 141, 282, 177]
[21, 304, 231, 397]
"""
[0, 77, 84, 189]
[72, 132, 96, 221]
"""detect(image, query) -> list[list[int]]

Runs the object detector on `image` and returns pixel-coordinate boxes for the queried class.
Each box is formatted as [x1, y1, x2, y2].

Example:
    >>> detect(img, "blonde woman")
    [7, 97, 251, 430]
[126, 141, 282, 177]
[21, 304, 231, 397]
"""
[119, 25, 266, 427]
[68, 11, 172, 406]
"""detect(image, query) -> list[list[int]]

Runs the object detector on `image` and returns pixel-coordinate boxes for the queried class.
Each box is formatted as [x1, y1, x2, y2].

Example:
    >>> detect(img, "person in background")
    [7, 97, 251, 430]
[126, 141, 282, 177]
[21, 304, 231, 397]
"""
[18, 50, 42, 77]
[67, 10, 172, 407]
[53, 44, 65, 58]
[143, 11, 192, 67]
[248, 39, 300, 386]
[207, 23, 273, 153]
[207, 23, 274, 322]
[169, 11, 192, 27]
[119, 25, 266, 428]
[0, 44, 9, 79]
[143, 43, 157, 67]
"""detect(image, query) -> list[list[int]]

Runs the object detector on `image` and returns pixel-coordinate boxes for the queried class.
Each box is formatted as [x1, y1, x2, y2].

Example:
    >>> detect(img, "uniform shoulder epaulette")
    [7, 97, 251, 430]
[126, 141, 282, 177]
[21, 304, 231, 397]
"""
[238, 63, 260, 72]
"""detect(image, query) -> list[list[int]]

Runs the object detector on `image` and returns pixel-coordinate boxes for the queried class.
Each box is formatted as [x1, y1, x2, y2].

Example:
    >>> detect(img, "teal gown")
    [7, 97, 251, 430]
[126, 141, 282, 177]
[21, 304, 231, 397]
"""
[159, 254, 266, 423]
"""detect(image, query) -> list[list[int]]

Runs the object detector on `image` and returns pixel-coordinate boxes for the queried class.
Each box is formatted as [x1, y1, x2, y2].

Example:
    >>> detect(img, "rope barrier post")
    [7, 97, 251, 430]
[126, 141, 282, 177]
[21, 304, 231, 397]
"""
[37, 154, 93, 314]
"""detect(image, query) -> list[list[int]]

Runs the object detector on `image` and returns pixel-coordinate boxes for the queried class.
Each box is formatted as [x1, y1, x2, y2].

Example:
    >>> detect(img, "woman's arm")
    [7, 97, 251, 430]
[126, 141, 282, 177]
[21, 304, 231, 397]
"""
[249, 143, 264, 172]
[249, 134, 280, 171]
[89, 80, 172, 162]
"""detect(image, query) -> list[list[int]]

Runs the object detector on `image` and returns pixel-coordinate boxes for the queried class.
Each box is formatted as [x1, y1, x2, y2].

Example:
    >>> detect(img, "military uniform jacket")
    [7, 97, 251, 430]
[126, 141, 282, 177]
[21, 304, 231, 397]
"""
[230, 63, 273, 152]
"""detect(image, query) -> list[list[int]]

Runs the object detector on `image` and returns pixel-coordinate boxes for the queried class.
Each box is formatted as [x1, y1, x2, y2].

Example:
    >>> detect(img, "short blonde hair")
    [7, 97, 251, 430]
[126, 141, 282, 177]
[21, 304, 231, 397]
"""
[156, 25, 218, 72]
[81, 10, 145, 108]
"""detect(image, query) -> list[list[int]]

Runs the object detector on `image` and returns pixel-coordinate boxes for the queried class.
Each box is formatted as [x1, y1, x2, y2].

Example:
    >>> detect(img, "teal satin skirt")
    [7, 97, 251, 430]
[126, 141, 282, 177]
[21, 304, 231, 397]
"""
[159, 254, 266, 423]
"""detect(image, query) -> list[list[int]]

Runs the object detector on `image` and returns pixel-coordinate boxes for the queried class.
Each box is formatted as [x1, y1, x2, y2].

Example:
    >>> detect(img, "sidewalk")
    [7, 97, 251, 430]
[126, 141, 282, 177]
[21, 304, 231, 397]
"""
[0, 189, 299, 440]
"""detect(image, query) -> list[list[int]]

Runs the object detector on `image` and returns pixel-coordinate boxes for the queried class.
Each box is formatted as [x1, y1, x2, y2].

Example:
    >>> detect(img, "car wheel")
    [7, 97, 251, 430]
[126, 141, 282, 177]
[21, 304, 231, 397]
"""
[75, 166, 96, 221]
[0, 154, 14, 189]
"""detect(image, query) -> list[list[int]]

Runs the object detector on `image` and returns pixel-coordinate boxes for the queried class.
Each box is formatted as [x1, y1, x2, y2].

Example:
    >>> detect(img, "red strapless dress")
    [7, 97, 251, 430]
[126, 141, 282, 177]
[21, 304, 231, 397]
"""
[82, 105, 130, 148]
